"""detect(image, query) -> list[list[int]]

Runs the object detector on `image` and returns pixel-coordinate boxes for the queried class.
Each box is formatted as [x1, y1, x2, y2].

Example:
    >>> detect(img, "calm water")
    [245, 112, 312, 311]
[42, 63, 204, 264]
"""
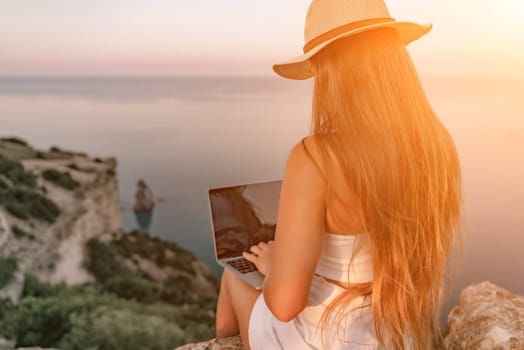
[0, 76, 523, 319]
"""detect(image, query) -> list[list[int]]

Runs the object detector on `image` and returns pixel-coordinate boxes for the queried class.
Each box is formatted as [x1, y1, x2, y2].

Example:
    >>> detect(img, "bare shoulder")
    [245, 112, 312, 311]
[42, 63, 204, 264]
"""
[288, 135, 329, 180]
[283, 136, 326, 204]
[300, 134, 326, 157]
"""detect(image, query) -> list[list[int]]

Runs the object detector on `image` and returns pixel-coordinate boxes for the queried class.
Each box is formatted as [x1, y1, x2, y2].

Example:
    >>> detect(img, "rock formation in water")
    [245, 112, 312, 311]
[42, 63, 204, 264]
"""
[443, 281, 524, 349]
[134, 179, 155, 212]
[133, 179, 155, 232]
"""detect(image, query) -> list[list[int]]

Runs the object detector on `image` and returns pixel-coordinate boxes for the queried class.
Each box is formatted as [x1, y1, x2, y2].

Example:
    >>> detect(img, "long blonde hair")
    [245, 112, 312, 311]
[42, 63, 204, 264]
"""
[310, 28, 462, 349]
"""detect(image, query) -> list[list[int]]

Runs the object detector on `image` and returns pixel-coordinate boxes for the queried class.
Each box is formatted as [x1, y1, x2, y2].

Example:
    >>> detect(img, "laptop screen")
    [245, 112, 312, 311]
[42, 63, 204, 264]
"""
[209, 180, 282, 259]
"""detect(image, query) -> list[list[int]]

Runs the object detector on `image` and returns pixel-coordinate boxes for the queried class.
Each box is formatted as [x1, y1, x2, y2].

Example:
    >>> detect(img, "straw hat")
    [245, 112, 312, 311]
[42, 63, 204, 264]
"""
[273, 0, 432, 80]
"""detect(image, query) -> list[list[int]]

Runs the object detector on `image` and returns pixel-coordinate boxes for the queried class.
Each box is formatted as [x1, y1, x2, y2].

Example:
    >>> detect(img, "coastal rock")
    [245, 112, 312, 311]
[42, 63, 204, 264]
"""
[174, 336, 243, 350]
[0, 146, 122, 302]
[443, 281, 524, 349]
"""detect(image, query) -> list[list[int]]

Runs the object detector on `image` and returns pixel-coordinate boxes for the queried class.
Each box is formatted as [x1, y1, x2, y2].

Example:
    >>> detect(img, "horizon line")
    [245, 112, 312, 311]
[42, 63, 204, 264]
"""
[0, 73, 522, 82]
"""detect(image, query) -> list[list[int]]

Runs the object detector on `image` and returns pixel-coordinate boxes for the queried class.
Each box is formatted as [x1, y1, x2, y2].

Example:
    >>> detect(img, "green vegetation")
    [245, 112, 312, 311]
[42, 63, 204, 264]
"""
[11, 225, 35, 240]
[0, 154, 37, 188]
[0, 256, 18, 288]
[67, 163, 80, 170]
[58, 307, 185, 350]
[11, 224, 27, 238]
[0, 177, 9, 190]
[67, 163, 96, 173]
[84, 239, 162, 304]
[0, 297, 13, 321]
[22, 274, 66, 298]
[49, 146, 80, 157]
[49, 146, 66, 153]
[0, 137, 29, 147]
[42, 169, 80, 190]
[0, 155, 61, 223]
[83, 234, 218, 307]
[0, 271, 215, 349]
[84, 230, 222, 310]
[0, 187, 60, 223]
[0, 231, 218, 348]
[114, 230, 197, 274]
[2, 289, 179, 349]
[49, 146, 86, 158]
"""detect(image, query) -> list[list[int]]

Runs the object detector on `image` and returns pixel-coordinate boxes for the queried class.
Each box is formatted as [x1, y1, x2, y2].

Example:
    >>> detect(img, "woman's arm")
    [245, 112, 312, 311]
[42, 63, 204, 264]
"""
[262, 139, 327, 322]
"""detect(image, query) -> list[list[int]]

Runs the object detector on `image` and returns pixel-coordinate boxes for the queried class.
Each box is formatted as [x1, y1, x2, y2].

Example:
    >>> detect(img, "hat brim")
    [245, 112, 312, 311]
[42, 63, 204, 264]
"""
[273, 21, 432, 80]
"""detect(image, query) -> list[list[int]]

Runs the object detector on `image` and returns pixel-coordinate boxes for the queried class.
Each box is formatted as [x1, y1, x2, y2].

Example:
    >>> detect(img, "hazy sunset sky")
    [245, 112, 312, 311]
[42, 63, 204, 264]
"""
[1, 0, 523, 77]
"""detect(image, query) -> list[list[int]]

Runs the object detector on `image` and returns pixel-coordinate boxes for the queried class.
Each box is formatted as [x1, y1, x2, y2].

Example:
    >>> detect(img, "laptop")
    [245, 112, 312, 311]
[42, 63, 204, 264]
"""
[208, 180, 282, 289]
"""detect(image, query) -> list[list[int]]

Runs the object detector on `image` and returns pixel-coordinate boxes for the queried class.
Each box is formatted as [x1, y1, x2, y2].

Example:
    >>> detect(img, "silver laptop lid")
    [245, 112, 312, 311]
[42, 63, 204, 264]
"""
[208, 180, 282, 260]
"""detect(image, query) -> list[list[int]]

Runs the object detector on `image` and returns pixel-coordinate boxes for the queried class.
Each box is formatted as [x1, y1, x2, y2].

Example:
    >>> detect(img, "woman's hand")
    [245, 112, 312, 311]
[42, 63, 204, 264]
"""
[242, 240, 275, 276]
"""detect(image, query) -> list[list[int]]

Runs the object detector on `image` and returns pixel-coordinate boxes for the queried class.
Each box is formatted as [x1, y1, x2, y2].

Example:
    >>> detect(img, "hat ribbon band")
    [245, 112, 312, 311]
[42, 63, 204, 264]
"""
[303, 17, 395, 54]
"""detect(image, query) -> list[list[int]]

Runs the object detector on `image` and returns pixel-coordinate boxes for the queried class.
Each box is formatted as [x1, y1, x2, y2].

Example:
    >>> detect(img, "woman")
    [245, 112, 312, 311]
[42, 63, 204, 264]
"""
[215, 0, 462, 349]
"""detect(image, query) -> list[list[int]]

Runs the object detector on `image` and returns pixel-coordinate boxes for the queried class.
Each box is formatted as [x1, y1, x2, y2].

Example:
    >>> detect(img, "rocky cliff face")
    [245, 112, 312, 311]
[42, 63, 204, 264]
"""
[0, 149, 121, 302]
[22, 155, 121, 285]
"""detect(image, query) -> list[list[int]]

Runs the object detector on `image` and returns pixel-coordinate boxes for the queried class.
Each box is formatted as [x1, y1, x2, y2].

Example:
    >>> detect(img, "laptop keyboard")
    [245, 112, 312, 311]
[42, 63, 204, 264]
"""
[226, 257, 258, 274]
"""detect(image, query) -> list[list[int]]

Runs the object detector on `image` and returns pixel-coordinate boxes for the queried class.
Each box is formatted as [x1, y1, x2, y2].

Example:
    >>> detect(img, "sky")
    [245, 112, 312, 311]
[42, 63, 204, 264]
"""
[0, 0, 523, 77]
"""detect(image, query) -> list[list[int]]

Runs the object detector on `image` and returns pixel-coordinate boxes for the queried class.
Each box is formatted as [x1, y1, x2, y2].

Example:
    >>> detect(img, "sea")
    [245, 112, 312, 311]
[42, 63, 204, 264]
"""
[0, 75, 522, 320]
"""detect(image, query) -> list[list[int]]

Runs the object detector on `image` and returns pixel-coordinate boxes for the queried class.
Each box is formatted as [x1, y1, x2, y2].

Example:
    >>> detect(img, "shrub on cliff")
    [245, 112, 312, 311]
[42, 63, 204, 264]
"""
[1, 276, 214, 349]
[49, 146, 85, 157]
[0, 177, 9, 190]
[0, 297, 13, 318]
[84, 239, 163, 304]
[22, 273, 66, 298]
[0, 284, 108, 347]
[84, 235, 218, 310]
[0, 137, 29, 147]
[161, 275, 195, 305]
[0, 154, 37, 188]
[42, 169, 80, 190]
[58, 307, 185, 350]
[0, 256, 18, 288]
[0, 187, 60, 223]
[0, 155, 61, 223]
[115, 230, 197, 274]
[11, 224, 35, 240]
[84, 239, 128, 282]
[104, 275, 162, 304]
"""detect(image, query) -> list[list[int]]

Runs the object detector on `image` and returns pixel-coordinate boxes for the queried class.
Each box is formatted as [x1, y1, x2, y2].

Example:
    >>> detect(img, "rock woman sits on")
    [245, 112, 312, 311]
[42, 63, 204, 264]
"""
[215, 0, 462, 349]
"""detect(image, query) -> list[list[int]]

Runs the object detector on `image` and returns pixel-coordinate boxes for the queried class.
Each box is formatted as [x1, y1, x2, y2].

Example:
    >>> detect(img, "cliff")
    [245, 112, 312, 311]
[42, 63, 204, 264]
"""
[0, 137, 218, 349]
[0, 138, 121, 302]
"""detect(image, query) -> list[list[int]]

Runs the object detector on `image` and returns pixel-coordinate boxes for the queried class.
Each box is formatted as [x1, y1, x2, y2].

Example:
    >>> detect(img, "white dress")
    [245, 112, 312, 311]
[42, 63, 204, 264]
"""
[248, 233, 380, 350]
